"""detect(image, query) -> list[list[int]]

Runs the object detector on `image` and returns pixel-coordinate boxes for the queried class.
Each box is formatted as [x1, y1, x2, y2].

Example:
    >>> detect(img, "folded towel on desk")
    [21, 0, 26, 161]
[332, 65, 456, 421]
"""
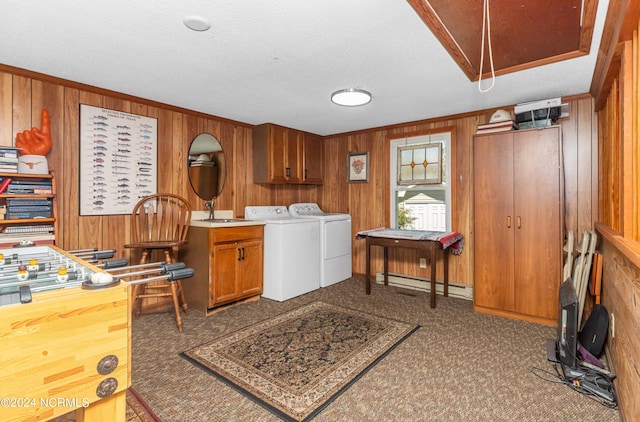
[435, 232, 464, 255]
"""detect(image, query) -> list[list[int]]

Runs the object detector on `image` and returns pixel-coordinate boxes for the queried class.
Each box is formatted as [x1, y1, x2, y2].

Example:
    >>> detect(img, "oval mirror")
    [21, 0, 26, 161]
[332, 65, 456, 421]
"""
[187, 133, 226, 201]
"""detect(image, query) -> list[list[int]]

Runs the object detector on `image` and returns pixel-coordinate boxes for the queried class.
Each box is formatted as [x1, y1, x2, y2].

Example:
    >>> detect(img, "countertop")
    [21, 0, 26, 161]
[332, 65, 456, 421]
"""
[189, 210, 265, 228]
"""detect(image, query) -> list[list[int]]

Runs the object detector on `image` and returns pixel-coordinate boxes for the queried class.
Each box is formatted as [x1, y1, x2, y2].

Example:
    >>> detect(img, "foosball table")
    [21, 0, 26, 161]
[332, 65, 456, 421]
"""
[0, 245, 194, 421]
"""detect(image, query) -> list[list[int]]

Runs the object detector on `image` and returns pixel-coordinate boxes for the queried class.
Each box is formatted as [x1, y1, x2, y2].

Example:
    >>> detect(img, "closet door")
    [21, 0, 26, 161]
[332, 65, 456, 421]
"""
[473, 133, 515, 312]
[513, 128, 561, 319]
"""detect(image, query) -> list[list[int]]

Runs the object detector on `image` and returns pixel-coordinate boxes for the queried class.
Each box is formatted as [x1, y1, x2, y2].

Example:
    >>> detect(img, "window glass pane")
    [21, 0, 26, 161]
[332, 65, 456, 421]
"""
[425, 163, 439, 180]
[400, 149, 413, 165]
[396, 189, 446, 231]
[413, 163, 426, 179]
[400, 165, 413, 180]
[425, 147, 439, 163]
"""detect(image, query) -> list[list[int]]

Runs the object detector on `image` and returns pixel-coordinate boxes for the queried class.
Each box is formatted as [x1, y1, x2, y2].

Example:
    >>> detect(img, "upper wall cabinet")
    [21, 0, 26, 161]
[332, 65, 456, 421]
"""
[301, 132, 323, 184]
[253, 123, 323, 185]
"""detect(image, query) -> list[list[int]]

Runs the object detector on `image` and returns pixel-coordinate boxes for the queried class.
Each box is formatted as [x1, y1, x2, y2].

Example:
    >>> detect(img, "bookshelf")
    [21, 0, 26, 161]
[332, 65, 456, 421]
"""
[0, 170, 57, 247]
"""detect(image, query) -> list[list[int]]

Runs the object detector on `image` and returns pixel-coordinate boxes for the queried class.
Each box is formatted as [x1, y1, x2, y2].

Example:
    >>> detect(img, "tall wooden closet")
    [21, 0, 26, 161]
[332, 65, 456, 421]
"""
[473, 126, 563, 325]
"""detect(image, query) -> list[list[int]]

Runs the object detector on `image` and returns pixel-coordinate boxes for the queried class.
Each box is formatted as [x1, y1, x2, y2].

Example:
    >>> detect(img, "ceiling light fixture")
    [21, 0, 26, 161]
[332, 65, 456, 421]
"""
[183, 16, 211, 32]
[331, 88, 372, 107]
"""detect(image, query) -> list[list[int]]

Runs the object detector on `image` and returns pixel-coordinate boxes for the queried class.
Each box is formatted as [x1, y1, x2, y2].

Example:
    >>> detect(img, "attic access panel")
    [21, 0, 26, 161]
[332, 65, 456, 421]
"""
[406, 0, 598, 80]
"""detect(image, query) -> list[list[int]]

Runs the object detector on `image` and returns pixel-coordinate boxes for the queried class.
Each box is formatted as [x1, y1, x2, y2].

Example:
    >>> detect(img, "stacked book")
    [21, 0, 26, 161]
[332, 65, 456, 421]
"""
[2, 224, 54, 234]
[0, 147, 19, 173]
[5, 179, 53, 194]
[5, 198, 52, 219]
[0, 231, 55, 247]
[476, 119, 519, 134]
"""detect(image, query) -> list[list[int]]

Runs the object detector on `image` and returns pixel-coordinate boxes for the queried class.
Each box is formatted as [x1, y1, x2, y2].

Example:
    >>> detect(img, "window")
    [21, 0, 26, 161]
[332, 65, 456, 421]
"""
[398, 143, 442, 185]
[390, 129, 452, 232]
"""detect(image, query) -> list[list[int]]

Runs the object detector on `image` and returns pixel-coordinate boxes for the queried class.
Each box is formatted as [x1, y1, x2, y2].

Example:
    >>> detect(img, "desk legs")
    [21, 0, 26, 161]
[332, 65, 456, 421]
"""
[432, 247, 450, 307]
[430, 242, 437, 308]
[443, 248, 449, 298]
[365, 240, 389, 294]
[383, 246, 389, 286]
[365, 238, 371, 294]
[365, 238, 450, 309]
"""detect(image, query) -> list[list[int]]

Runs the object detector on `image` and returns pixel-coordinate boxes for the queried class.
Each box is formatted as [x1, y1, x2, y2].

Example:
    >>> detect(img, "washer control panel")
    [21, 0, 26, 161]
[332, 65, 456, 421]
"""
[245, 205, 290, 220]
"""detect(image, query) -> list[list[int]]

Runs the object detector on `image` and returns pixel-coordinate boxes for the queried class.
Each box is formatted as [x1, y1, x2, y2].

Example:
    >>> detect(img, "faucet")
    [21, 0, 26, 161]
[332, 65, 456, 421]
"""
[204, 198, 215, 221]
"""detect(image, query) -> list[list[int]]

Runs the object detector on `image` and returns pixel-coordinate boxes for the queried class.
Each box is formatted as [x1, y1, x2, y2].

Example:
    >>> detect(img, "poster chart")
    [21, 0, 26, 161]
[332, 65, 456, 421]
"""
[79, 104, 157, 215]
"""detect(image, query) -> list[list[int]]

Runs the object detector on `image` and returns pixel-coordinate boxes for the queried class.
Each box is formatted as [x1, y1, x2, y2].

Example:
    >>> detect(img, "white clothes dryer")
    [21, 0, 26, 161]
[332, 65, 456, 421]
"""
[245, 205, 320, 301]
[288, 203, 352, 287]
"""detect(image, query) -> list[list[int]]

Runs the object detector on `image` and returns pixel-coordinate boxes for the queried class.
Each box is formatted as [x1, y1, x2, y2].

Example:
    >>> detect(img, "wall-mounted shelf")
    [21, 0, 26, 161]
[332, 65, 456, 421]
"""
[0, 171, 57, 247]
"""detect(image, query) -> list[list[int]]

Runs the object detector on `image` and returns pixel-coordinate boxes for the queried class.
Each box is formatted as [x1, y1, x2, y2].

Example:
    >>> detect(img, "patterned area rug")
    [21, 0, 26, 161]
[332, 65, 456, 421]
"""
[181, 301, 419, 421]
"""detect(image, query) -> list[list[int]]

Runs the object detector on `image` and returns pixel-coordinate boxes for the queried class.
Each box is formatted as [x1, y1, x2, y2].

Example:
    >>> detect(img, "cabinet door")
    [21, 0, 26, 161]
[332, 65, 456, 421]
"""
[211, 242, 240, 306]
[284, 128, 302, 183]
[268, 124, 290, 183]
[302, 133, 323, 184]
[473, 133, 515, 311]
[513, 128, 561, 319]
[238, 239, 263, 296]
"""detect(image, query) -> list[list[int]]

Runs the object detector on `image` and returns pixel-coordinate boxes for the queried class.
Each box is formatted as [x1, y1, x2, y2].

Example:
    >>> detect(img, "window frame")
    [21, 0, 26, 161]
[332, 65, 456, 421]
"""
[388, 127, 456, 231]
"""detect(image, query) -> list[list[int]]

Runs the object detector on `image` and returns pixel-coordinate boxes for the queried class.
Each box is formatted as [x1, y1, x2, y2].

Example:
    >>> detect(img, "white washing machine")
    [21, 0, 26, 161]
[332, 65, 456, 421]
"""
[245, 205, 320, 301]
[288, 203, 352, 287]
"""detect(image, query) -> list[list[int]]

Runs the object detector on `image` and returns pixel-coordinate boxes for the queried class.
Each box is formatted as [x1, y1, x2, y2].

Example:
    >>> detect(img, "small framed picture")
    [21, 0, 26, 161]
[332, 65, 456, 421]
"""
[347, 152, 369, 183]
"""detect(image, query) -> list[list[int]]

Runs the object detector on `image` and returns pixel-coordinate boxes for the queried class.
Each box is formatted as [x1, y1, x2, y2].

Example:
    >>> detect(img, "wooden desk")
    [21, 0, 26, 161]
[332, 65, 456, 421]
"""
[360, 229, 463, 308]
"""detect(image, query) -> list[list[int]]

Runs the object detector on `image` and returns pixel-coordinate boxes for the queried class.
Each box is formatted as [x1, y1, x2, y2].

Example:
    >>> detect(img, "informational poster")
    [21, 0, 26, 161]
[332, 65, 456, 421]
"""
[79, 104, 157, 215]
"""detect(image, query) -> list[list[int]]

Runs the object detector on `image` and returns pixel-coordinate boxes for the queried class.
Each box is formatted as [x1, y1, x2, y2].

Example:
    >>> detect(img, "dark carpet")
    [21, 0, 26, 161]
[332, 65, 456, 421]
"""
[50, 387, 161, 422]
[131, 277, 620, 421]
[181, 301, 418, 421]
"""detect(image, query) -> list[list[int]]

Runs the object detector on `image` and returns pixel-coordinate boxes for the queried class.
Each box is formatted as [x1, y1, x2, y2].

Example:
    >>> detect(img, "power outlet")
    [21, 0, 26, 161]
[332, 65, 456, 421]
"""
[419, 258, 427, 268]
[610, 313, 615, 338]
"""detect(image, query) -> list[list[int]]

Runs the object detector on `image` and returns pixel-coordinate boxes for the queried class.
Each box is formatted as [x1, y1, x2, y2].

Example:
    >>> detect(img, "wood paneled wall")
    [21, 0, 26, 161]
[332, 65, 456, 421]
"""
[0, 71, 252, 257]
[324, 99, 598, 288]
[595, 20, 640, 420]
[0, 67, 599, 288]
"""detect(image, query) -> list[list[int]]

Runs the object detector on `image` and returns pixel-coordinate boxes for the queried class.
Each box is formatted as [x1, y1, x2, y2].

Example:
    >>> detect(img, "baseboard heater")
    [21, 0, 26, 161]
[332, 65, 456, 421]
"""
[375, 272, 473, 301]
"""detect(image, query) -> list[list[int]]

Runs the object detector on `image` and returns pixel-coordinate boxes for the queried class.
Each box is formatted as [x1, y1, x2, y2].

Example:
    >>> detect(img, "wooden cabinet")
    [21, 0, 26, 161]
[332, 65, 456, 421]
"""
[302, 132, 324, 184]
[181, 224, 264, 314]
[473, 126, 563, 325]
[0, 171, 57, 247]
[253, 123, 323, 184]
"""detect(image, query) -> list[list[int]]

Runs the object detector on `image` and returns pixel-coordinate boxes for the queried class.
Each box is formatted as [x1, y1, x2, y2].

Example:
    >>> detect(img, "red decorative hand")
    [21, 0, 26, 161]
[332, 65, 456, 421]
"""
[16, 109, 53, 156]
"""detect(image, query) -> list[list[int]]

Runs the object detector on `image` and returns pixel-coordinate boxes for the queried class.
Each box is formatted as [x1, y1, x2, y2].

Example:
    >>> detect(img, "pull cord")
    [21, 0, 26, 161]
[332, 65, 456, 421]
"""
[478, 0, 496, 92]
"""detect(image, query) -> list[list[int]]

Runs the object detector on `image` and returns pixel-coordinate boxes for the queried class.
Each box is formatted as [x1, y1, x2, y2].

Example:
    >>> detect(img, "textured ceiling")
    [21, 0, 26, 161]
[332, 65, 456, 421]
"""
[408, 0, 596, 80]
[0, 0, 609, 136]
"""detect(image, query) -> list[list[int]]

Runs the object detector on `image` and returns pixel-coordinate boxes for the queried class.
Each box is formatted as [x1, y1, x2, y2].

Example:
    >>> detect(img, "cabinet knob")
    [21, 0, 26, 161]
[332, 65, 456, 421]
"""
[517, 216, 521, 229]
[507, 216, 511, 228]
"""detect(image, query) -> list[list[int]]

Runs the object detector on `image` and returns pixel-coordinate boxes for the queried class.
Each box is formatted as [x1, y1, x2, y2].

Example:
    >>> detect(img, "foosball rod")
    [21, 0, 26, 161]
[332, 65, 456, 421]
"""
[0, 261, 182, 285]
[0, 272, 89, 290]
[0, 268, 88, 283]
[70, 249, 117, 261]
[106, 261, 184, 273]
[0, 249, 116, 267]
[0, 258, 84, 273]
[1, 267, 195, 301]
[120, 267, 195, 285]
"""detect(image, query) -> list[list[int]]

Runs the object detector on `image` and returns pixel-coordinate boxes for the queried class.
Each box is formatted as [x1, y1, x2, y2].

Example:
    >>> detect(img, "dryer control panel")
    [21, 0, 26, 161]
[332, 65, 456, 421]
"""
[288, 203, 325, 217]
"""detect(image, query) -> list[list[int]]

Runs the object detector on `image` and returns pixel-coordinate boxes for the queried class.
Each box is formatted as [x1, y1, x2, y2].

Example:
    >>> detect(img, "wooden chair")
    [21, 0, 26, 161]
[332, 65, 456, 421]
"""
[124, 193, 192, 332]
